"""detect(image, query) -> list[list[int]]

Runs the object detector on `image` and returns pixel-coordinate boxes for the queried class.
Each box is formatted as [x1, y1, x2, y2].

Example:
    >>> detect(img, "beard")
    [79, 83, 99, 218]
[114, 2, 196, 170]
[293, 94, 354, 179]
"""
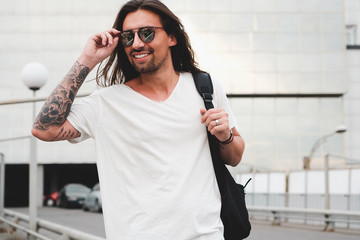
[130, 48, 169, 74]
[132, 59, 158, 73]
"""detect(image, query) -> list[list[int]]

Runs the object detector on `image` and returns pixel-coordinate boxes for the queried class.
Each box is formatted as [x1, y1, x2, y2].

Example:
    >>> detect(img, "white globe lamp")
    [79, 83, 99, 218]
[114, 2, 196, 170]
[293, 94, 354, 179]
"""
[21, 62, 48, 91]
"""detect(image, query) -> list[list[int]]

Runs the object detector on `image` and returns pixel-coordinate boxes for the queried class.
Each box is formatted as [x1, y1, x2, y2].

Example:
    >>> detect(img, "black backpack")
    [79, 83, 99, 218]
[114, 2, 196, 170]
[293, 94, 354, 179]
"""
[193, 72, 251, 240]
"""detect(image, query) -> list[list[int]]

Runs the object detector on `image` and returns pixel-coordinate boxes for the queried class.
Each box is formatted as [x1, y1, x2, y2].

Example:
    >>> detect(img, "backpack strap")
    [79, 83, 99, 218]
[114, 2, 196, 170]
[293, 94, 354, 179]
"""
[192, 72, 214, 110]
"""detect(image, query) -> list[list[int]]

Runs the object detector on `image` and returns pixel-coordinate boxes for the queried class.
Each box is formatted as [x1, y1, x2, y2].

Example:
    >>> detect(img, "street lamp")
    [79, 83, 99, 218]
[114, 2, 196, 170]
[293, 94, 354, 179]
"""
[21, 62, 48, 91]
[303, 125, 347, 170]
[21, 62, 48, 236]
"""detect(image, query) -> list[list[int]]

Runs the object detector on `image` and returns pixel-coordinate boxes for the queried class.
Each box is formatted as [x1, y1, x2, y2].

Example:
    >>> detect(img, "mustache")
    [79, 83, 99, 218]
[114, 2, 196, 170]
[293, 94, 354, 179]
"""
[130, 47, 154, 55]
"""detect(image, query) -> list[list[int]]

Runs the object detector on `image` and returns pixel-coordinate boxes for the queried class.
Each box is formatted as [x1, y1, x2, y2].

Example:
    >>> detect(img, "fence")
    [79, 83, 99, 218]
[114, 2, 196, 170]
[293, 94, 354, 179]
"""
[238, 167, 360, 230]
[0, 208, 105, 240]
[246, 193, 360, 227]
[246, 193, 360, 210]
[248, 205, 360, 231]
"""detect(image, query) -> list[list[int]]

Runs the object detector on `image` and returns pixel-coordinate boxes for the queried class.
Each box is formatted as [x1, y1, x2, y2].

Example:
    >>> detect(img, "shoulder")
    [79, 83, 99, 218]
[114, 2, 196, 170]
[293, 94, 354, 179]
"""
[207, 74, 228, 108]
[208, 75, 222, 91]
[73, 85, 126, 106]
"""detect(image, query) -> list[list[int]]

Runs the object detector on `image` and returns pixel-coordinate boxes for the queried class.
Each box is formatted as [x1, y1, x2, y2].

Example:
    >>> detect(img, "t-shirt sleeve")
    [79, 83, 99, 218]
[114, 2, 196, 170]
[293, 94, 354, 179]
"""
[67, 92, 101, 143]
[212, 77, 239, 132]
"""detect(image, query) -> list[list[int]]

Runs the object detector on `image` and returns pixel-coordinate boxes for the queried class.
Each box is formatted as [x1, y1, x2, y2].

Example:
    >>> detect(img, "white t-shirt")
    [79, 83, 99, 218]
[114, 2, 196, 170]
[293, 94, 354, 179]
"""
[67, 72, 238, 240]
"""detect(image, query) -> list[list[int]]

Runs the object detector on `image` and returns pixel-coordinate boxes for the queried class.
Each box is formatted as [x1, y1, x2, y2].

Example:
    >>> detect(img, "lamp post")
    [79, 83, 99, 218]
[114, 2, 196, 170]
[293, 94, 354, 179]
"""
[21, 62, 48, 236]
[303, 125, 347, 170]
[324, 154, 331, 210]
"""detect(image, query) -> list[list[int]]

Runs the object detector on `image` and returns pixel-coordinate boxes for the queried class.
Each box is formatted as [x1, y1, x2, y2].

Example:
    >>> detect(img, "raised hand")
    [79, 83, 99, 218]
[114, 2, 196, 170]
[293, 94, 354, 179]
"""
[78, 28, 121, 70]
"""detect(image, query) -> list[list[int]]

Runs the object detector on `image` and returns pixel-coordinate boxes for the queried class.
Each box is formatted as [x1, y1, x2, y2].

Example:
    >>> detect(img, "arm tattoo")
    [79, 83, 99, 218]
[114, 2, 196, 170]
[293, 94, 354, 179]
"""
[33, 61, 90, 131]
[52, 126, 81, 141]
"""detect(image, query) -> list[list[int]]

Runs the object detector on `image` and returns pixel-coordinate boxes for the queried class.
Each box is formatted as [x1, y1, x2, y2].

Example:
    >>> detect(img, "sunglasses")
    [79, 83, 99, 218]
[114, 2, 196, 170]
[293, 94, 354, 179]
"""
[119, 26, 164, 47]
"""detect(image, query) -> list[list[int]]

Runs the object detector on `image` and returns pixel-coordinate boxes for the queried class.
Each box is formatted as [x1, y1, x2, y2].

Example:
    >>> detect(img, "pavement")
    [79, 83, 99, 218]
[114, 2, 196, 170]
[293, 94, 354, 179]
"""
[2, 208, 360, 240]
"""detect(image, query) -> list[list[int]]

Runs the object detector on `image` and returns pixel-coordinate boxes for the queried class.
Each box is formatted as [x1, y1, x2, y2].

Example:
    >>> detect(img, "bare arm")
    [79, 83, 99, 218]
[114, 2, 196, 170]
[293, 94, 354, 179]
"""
[200, 108, 245, 166]
[32, 28, 120, 141]
[32, 61, 90, 141]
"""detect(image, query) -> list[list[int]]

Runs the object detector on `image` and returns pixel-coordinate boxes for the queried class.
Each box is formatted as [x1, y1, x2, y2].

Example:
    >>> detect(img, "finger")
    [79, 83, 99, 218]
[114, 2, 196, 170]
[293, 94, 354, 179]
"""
[209, 118, 229, 131]
[205, 113, 221, 127]
[200, 108, 219, 123]
[205, 112, 228, 127]
[91, 34, 103, 47]
[104, 32, 114, 45]
[208, 119, 220, 132]
[209, 121, 231, 140]
[208, 114, 231, 138]
[110, 28, 121, 35]
[100, 32, 108, 46]
[200, 108, 207, 119]
[112, 36, 119, 46]
[106, 37, 119, 51]
[209, 122, 229, 136]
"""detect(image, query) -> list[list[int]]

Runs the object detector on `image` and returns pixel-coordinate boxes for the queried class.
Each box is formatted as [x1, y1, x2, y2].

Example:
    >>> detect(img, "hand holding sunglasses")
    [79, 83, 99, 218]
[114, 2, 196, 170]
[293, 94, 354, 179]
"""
[78, 28, 120, 69]
[119, 26, 164, 47]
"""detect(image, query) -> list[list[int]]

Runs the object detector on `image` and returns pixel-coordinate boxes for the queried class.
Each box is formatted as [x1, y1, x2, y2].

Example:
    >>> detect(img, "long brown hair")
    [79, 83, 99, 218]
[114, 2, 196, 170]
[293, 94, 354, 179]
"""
[96, 0, 202, 87]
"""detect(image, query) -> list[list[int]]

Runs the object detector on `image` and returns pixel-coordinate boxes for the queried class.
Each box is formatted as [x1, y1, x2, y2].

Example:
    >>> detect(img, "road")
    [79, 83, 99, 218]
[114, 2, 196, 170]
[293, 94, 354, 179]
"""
[8, 207, 360, 240]
[247, 220, 360, 240]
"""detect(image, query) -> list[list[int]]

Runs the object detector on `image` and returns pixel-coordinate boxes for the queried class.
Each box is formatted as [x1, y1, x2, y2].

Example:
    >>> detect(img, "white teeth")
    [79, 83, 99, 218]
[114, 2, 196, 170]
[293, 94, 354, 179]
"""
[134, 53, 149, 59]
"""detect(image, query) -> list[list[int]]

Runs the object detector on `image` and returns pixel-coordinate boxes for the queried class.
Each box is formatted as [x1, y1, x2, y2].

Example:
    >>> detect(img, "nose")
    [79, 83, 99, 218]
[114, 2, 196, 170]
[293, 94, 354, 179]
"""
[131, 32, 145, 49]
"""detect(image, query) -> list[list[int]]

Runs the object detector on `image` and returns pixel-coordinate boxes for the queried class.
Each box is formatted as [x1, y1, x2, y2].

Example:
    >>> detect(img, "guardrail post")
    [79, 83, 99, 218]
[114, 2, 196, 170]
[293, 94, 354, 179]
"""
[324, 214, 335, 232]
[272, 211, 281, 225]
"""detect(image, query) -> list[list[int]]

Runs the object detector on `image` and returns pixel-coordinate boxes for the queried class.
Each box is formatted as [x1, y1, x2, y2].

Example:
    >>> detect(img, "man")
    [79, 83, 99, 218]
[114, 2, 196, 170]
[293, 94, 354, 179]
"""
[32, 0, 245, 239]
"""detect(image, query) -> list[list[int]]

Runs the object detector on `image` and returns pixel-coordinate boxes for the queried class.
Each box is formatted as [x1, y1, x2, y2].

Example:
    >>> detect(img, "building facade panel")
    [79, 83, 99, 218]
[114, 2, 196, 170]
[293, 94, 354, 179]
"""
[0, 0, 353, 173]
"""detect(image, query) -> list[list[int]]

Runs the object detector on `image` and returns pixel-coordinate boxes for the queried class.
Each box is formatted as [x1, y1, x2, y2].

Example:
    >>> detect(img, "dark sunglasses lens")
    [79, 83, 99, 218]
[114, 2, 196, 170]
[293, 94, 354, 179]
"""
[121, 31, 134, 46]
[139, 28, 155, 43]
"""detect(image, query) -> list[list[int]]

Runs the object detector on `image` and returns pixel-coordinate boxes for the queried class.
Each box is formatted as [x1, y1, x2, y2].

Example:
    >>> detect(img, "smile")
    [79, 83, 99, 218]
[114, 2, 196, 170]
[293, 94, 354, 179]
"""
[134, 53, 150, 59]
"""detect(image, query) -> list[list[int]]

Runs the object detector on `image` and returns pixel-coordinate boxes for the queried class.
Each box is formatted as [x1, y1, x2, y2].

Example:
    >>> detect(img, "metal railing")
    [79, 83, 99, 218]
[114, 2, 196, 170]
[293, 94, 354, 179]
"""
[0, 93, 91, 106]
[245, 193, 360, 210]
[245, 192, 360, 231]
[248, 206, 360, 231]
[0, 209, 105, 240]
[1, 205, 360, 239]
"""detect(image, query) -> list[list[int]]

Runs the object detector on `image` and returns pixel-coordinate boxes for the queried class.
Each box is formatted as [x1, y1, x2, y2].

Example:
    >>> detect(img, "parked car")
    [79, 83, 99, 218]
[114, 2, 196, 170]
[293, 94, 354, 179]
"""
[43, 191, 59, 207]
[57, 183, 90, 208]
[83, 183, 102, 212]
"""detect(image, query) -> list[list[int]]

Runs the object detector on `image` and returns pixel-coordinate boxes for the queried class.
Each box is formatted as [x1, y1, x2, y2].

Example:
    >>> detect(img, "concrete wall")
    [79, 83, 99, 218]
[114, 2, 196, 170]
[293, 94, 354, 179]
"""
[344, 50, 360, 162]
[345, 0, 360, 44]
[0, 0, 350, 171]
[344, 0, 360, 165]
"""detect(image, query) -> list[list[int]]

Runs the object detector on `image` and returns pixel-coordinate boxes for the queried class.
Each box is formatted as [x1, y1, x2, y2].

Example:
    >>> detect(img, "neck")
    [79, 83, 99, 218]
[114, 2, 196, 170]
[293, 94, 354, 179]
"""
[140, 67, 178, 88]
[126, 69, 180, 101]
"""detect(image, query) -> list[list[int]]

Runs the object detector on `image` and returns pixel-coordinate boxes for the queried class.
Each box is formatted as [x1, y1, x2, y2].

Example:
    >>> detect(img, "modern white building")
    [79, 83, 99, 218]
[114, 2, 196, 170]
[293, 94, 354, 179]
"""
[0, 0, 358, 206]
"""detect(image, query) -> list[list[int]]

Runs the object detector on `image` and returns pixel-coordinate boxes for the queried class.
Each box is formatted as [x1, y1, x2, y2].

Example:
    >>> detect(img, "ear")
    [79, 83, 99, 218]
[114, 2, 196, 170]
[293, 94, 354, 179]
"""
[168, 34, 177, 47]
